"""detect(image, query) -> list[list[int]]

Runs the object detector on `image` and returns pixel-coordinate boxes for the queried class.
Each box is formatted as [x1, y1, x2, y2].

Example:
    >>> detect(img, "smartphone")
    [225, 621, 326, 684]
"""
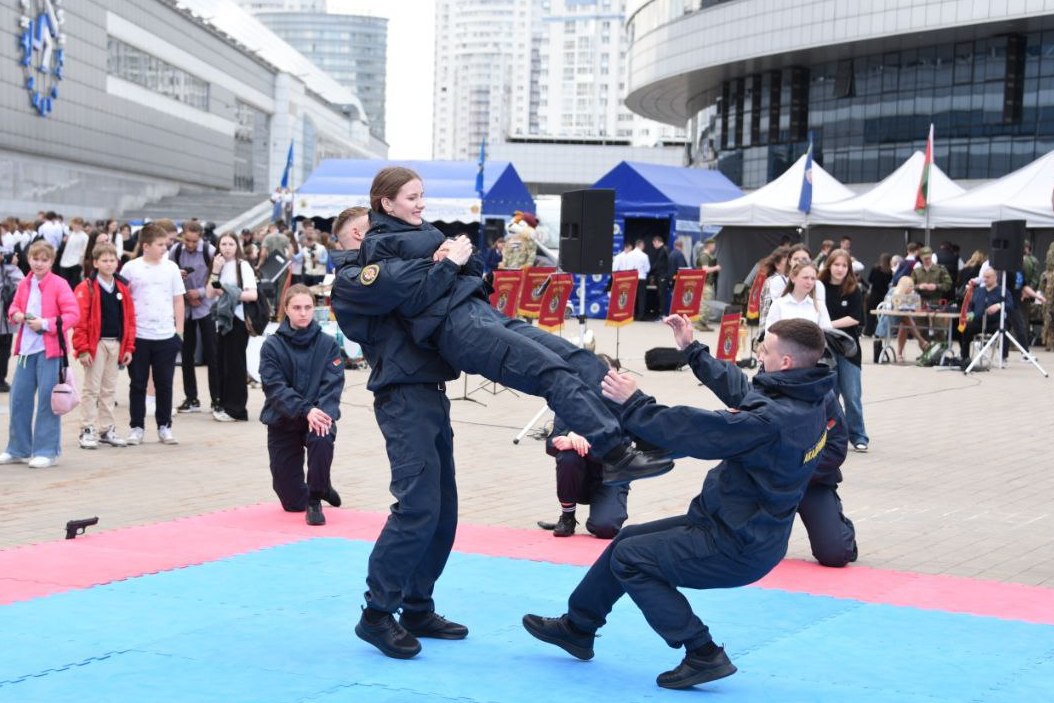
[24, 313, 36, 320]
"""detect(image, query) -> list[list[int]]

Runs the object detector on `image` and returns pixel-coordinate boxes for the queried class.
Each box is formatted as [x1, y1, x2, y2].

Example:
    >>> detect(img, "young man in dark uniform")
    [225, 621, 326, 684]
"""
[523, 317, 834, 690]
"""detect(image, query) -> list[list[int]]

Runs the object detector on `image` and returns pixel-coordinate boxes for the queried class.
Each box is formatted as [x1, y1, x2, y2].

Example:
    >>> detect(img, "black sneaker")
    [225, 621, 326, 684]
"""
[656, 646, 737, 690]
[399, 611, 468, 640]
[176, 399, 201, 413]
[355, 609, 421, 659]
[0, 380, 10, 393]
[306, 499, 325, 526]
[552, 513, 577, 538]
[601, 444, 674, 487]
[522, 614, 594, 660]
[323, 487, 342, 507]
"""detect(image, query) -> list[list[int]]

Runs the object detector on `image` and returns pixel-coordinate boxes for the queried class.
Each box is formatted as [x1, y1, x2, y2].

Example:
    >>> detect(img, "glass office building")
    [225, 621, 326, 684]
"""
[625, 0, 1054, 187]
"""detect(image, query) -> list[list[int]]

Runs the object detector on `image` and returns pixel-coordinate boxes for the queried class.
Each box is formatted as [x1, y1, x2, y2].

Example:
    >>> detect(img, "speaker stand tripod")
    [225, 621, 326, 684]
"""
[963, 272, 1048, 377]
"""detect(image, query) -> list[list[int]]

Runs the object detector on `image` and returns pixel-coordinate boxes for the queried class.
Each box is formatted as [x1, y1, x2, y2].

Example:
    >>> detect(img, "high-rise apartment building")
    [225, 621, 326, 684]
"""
[433, 0, 537, 160]
[237, 0, 388, 141]
[434, 0, 682, 160]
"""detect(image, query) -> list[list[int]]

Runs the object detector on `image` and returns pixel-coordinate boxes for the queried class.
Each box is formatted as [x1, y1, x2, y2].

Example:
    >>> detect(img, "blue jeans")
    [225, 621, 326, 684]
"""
[5, 352, 62, 459]
[834, 354, 868, 445]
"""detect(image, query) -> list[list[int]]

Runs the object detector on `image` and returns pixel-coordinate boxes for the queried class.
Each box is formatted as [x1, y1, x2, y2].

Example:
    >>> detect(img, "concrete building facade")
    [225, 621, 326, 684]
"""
[1, 0, 383, 219]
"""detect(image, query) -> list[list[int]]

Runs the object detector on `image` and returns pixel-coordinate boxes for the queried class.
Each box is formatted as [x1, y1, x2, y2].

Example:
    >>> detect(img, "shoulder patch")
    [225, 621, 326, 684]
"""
[359, 263, 380, 286]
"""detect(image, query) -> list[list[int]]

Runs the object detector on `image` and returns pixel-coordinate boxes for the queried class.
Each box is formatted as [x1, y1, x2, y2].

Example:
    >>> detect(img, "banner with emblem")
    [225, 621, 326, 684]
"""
[536, 273, 574, 331]
[746, 271, 767, 322]
[605, 271, 638, 327]
[668, 269, 707, 320]
[518, 267, 556, 318]
[715, 309, 742, 362]
[489, 270, 524, 318]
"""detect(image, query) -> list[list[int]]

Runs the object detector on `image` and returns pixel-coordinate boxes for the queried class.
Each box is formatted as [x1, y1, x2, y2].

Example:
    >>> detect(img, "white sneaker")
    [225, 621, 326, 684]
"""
[158, 425, 178, 445]
[212, 409, 235, 422]
[28, 456, 55, 469]
[0, 452, 28, 464]
[98, 426, 127, 447]
[127, 427, 145, 446]
[79, 426, 99, 450]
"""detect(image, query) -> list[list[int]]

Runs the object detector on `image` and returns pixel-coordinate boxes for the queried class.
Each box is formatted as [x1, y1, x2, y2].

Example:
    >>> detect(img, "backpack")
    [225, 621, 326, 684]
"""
[916, 341, 948, 367]
[644, 347, 688, 371]
[232, 260, 271, 336]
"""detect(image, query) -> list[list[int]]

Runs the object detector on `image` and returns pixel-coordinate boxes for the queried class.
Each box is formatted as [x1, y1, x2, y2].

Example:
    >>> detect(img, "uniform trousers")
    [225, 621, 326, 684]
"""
[435, 305, 623, 457]
[554, 451, 628, 539]
[567, 515, 778, 651]
[366, 383, 457, 615]
[267, 419, 336, 512]
[797, 483, 857, 568]
[128, 335, 181, 429]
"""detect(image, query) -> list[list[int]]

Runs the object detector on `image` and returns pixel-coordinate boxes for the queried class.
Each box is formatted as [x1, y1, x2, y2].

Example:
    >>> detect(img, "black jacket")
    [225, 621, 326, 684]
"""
[259, 319, 344, 425]
[330, 212, 458, 392]
[620, 340, 835, 556]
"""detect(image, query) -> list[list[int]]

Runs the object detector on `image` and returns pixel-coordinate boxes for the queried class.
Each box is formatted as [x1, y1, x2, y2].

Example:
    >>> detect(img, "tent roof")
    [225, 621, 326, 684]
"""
[929, 149, 1054, 228]
[296, 159, 534, 221]
[809, 151, 965, 227]
[700, 152, 855, 227]
[592, 162, 742, 232]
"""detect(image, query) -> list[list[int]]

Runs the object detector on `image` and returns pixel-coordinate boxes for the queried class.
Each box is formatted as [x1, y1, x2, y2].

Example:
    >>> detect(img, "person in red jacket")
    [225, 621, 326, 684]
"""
[0, 241, 80, 468]
[72, 243, 136, 449]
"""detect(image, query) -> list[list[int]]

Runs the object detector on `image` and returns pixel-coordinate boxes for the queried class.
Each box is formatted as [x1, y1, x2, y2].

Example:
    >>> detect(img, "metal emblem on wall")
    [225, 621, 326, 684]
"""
[17, 0, 66, 117]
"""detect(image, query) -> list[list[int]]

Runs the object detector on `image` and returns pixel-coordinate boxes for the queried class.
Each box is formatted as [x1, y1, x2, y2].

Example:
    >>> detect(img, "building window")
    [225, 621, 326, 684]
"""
[106, 37, 210, 110]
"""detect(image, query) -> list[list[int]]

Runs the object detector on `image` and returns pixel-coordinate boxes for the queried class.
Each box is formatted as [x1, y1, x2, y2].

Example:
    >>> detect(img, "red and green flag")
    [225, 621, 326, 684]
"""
[915, 124, 934, 214]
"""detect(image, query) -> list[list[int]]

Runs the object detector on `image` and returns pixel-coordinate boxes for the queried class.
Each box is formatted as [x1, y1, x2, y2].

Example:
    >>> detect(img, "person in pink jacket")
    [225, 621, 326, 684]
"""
[0, 241, 80, 468]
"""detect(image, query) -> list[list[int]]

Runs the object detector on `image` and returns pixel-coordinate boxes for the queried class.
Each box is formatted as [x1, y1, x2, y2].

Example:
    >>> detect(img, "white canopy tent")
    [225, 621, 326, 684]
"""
[809, 151, 965, 227]
[699, 152, 855, 227]
[929, 149, 1054, 228]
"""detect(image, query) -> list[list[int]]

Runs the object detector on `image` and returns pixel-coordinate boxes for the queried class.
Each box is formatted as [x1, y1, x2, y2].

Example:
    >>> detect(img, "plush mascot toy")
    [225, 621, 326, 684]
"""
[500, 211, 539, 270]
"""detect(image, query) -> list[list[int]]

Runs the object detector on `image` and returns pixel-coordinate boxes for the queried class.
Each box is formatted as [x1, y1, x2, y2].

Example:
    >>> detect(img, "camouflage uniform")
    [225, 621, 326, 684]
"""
[1043, 243, 1054, 350]
[500, 231, 537, 270]
[910, 265, 953, 306]
[696, 248, 718, 326]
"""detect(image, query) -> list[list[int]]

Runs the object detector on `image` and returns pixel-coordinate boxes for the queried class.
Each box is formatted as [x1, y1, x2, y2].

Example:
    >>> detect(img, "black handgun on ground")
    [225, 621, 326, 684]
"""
[65, 517, 99, 540]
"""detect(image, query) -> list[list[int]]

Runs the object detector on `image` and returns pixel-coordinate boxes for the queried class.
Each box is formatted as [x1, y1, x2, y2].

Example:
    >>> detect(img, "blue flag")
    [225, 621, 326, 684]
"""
[474, 138, 486, 197]
[797, 132, 813, 214]
[279, 141, 294, 189]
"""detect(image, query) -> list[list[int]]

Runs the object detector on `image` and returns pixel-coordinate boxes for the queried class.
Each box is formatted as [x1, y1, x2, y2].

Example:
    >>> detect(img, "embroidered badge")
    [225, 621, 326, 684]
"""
[359, 264, 380, 286]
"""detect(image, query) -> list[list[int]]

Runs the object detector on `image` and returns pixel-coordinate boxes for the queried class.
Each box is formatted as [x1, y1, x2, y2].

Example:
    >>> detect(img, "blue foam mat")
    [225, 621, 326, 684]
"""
[2, 538, 1051, 703]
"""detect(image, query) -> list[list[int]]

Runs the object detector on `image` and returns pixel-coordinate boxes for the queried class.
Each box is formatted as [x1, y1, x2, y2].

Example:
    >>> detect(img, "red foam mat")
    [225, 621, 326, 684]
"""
[2, 504, 1052, 626]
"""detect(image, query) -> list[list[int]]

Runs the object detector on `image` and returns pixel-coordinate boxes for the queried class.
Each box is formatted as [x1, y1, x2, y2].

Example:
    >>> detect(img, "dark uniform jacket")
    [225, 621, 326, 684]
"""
[331, 212, 458, 392]
[259, 319, 344, 425]
[618, 340, 835, 556]
[352, 212, 487, 347]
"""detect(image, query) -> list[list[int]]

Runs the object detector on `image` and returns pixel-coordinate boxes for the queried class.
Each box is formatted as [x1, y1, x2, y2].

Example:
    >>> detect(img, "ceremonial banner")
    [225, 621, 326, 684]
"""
[668, 269, 707, 320]
[518, 267, 556, 317]
[957, 280, 975, 333]
[537, 273, 574, 331]
[490, 270, 524, 318]
[746, 271, 767, 321]
[715, 309, 742, 362]
[605, 271, 638, 327]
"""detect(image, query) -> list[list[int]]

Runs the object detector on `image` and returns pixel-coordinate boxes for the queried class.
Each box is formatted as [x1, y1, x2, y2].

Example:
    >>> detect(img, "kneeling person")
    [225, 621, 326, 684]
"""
[259, 284, 344, 525]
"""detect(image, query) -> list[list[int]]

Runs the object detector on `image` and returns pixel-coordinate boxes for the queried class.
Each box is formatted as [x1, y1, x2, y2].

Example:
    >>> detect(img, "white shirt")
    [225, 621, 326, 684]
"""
[37, 220, 64, 249]
[59, 231, 89, 268]
[624, 248, 651, 279]
[611, 250, 632, 272]
[122, 257, 186, 340]
[16, 277, 46, 356]
[218, 259, 257, 321]
[765, 292, 832, 331]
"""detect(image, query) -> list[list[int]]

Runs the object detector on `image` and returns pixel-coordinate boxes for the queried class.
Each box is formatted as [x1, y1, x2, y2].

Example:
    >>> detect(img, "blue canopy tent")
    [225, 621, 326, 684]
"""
[578, 162, 743, 318]
[296, 159, 535, 245]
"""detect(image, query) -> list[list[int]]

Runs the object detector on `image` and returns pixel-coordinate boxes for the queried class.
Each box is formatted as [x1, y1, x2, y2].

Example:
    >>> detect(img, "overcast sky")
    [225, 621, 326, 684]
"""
[329, 0, 436, 158]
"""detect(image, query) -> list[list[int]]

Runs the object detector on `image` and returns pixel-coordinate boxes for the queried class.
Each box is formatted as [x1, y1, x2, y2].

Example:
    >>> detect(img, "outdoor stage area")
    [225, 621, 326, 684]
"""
[1, 320, 1052, 701]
